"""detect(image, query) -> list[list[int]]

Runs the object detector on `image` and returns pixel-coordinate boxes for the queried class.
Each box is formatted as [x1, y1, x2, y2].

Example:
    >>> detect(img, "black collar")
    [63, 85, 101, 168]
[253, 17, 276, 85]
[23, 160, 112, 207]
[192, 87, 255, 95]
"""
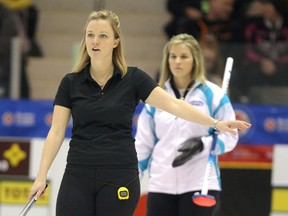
[82, 64, 122, 84]
[170, 76, 195, 99]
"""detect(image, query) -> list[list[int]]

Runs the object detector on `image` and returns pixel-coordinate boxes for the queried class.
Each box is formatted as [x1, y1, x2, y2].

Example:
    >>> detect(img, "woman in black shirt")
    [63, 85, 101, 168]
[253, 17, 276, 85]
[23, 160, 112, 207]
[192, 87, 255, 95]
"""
[29, 10, 250, 216]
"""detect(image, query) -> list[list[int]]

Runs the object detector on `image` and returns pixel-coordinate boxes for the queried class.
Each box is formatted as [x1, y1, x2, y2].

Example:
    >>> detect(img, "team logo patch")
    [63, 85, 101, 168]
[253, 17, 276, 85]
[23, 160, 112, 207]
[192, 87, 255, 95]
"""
[190, 101, 204, 106]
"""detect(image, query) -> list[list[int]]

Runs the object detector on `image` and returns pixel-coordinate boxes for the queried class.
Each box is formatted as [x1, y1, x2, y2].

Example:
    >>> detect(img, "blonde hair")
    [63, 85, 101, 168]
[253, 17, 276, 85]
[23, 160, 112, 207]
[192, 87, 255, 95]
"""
[158, 33, 206, 88]
[72, 10, 127, 76]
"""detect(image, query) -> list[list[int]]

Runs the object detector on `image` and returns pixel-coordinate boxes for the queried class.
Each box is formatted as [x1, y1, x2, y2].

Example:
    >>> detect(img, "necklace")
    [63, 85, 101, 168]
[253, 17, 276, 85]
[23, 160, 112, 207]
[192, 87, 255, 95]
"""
[97, 75, 110, 89]
[90, 67, 113, 89]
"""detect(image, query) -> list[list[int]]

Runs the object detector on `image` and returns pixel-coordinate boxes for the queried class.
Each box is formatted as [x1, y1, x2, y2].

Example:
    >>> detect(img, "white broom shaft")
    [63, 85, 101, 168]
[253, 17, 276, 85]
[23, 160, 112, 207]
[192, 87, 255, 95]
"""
[201, 57, 234, 195]
[201, 157, 213, 194]
[222, 57, 234, 94]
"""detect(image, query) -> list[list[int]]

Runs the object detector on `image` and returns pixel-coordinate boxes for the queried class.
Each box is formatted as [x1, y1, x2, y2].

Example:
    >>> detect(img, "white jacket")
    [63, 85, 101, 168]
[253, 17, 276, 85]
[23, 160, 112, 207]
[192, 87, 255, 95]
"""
[135, 79, 238, 194]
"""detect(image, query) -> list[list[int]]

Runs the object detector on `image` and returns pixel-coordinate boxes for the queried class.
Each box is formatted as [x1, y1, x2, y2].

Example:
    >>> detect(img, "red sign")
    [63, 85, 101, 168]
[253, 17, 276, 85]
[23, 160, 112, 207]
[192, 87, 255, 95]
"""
[219, 144, 273, 169]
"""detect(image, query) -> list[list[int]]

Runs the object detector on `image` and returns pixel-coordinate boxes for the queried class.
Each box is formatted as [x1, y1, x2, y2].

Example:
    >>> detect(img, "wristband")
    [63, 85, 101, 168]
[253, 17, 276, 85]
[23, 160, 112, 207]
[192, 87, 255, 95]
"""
[213, 119, 220, 131]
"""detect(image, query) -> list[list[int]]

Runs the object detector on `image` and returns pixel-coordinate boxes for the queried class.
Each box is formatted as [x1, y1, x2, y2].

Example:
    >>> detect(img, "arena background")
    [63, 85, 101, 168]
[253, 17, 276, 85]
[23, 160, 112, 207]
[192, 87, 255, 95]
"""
[1, 0, 288, 215]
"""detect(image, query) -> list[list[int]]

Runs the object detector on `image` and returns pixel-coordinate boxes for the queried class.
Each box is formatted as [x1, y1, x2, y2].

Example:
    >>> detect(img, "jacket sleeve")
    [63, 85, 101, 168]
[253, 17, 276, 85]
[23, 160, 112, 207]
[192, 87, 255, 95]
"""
[135, 104, 157, 173]
[204, 94, 239, 155]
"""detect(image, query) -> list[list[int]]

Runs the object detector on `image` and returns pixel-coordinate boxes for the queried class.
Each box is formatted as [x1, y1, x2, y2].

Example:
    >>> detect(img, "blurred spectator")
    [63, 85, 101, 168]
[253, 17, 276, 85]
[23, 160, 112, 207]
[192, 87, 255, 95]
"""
[165, 0, 239, 42]
[243, 0, 265, 19]
[204, 0, 237, 42]
[0, 0, 43, 57]
[0, 3, 18, 97]
[0, 0, 37, 98]
[164, 0, 243, 71]
[236, 0, 288, 102]
[229, 0, 255, 21]
[164, 0, 208, 39]
[199, 33, 224, 87]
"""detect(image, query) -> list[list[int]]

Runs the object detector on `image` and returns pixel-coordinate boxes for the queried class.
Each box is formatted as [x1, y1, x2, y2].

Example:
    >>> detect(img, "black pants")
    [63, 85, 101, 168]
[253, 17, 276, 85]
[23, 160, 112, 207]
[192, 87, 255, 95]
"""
[147, 191, 220, 216]
[56, 165, 140, 216]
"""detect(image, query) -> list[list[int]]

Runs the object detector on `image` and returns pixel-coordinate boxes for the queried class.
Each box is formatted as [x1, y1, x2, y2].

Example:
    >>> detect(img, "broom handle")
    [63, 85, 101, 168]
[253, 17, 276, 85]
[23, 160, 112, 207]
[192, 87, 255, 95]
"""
[201, 57, 234, 195]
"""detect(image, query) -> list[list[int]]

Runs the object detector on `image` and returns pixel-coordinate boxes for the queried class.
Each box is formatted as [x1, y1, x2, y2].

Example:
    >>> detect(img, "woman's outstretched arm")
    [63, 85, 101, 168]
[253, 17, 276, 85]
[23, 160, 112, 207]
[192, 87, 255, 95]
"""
[145, 87, 251, 134]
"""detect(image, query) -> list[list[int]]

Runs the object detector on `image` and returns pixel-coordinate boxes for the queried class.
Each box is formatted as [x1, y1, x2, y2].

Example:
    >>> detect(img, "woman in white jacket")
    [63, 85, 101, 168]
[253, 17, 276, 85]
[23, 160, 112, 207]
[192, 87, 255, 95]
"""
[135, 33, 238, 216]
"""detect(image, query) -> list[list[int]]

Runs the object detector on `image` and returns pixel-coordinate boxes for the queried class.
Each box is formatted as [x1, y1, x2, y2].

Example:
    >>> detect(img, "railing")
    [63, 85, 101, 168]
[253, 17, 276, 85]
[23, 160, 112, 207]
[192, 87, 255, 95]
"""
[0, 37, 21, 99]
[10, 37, 21, 99]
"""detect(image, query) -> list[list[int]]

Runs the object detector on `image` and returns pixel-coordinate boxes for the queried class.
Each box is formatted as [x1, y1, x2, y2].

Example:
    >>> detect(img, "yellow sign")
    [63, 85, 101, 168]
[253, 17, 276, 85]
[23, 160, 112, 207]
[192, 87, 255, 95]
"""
[0, 181, 50, 204]
[3, 143, 27, 167]
[271, 188, 288, 212]
[0, 0, 32, 10]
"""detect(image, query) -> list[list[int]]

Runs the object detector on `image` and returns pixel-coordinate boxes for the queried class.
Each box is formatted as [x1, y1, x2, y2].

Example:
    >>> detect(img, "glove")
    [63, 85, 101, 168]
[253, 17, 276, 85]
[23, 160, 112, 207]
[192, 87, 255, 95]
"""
[172, 137, 204, 167]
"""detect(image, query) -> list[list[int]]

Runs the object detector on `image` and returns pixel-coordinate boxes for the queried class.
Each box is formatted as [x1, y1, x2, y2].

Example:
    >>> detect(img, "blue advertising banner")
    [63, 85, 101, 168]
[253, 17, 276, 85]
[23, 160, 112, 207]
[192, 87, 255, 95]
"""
[233, 104, 288, 144]
[0, 99, 72, 138]
[0, 99, 288, 144]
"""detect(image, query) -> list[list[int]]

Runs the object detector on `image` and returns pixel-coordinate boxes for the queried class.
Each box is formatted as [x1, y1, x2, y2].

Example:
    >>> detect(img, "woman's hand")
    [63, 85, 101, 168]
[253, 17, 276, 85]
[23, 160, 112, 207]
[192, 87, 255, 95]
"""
[216, 120, 251, 135]
[29, 178, 47, 200]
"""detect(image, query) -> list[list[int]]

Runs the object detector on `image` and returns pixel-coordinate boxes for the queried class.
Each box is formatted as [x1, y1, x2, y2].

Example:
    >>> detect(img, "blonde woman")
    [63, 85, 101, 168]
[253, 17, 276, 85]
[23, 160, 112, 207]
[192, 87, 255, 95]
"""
[29, 11, 250, 216]
[136, 33, 239, 216]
